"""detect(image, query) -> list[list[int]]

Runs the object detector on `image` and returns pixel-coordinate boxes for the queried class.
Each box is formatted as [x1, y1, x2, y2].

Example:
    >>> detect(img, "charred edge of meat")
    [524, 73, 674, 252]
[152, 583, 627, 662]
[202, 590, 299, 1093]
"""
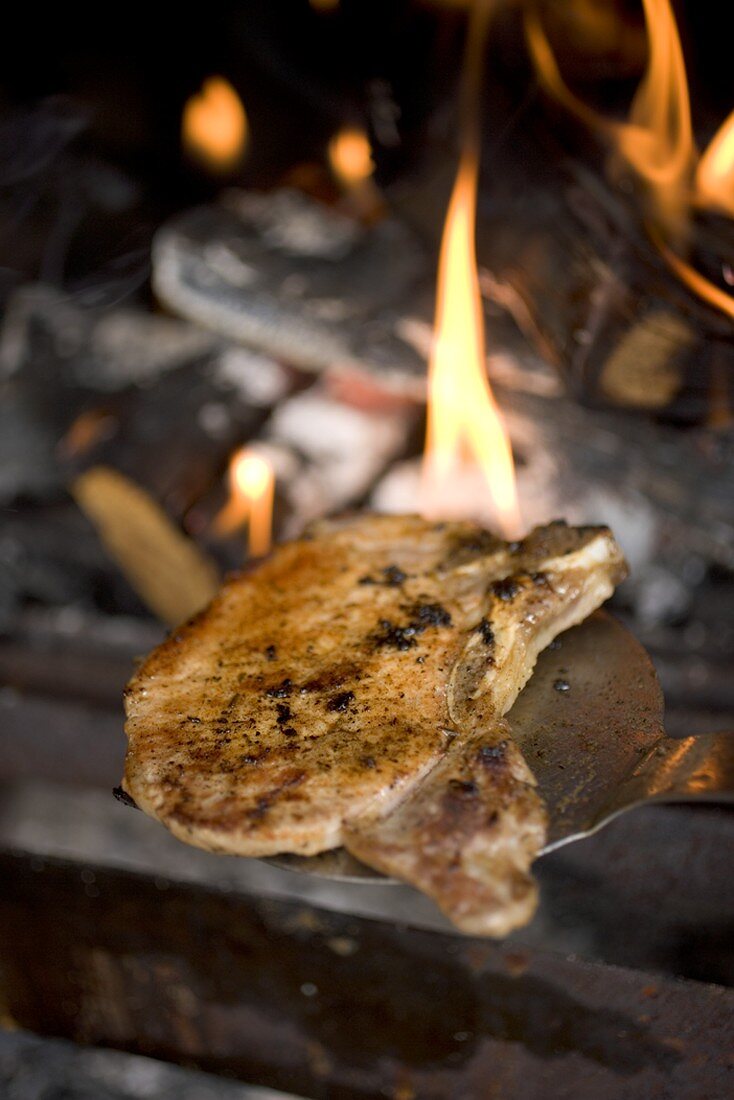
[448, 778, 479, 797]
[112, 786, 139, 810]
[475, 617, 496, 648]
[358, 564, 408, 587]
[374, 620, 419, 650]
[443, 529, 502, 565]
[490, 577, 523, 601]
[266, 679, 293, 698]
[410, 602, 452, 627]
[326, 690, 356, 712]
[249, 771, 306, 821]
[477, 742, 508, 767]
[373, 602, 452, 651]
[242, 748, 272, 764]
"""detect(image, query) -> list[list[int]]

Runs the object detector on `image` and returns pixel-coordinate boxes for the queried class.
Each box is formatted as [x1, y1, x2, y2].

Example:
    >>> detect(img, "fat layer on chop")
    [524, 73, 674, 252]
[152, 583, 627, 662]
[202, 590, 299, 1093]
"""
[123, 515, 626, 934]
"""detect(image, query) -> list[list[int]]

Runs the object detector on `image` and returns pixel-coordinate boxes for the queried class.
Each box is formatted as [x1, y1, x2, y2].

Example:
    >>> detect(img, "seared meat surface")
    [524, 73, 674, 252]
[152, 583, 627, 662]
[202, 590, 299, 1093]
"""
[124, 514, 626, 935]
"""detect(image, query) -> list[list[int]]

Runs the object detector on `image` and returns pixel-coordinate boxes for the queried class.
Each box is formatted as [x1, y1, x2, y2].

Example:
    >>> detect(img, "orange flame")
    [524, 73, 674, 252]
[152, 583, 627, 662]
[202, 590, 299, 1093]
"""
[182, 77, 248, 173]
[328, 127, 375, 188]
[420, 0, 521, 538]
[527, 0, 695, 236]
[527, 1, 734, 320]
[651, 227, 734, 322]
[215, 448, 274, 558]
[328, 126, 384, 221]
[696, 110, 734, 219]
[616, 0, 695, 236]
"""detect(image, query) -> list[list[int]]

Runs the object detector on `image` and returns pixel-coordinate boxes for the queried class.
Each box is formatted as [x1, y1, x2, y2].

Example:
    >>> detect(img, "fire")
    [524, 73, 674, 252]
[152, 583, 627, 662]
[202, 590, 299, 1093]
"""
[328, 126, 383, 221]
[420, 0, 520, 539]
[328, 127, 375, 188]
[651, 227, 734, 322]
[215, 448, 274, 558]
[696, 110, 734, 219]
[527, 1, 734, 319]
[615, 0, 695, 237]
[527, 0, 695, 236]
[182, 77, 248, 173]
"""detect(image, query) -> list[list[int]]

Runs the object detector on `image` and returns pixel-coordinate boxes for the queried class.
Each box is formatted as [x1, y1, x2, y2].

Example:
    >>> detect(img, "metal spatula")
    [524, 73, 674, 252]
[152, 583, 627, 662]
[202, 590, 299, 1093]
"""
[268, 611, 734, 881]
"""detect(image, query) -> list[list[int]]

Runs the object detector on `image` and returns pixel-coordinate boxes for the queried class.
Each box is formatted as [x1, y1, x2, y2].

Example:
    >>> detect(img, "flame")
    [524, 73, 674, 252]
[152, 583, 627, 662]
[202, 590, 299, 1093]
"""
[696, 110, 734, 218]
[328, 127, 375, 189]
[527, 2, 734, 319]
[182, 77, 248, 173]
[651, 227, 734, 322]
[615, 0, 695, 236]
[527, 0, 695, 236]
[421, 0, 520, 538]
[525, 5, 608, 134]
[215, 448, 274, 558]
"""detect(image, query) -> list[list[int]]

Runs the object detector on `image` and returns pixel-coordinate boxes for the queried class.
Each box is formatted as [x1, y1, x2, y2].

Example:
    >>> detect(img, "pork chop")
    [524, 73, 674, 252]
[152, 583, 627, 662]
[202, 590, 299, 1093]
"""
[123, 515, 626, 933]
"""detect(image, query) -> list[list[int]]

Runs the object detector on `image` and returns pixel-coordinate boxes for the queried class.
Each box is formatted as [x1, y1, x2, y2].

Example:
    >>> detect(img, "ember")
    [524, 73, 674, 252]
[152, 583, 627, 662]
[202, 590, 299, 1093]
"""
[182, 76, 248, 173]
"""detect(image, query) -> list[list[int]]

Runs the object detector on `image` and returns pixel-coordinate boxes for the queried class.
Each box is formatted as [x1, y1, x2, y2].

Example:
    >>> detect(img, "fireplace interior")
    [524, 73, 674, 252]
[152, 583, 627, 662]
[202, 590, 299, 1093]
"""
[1, 2, 733, 1097]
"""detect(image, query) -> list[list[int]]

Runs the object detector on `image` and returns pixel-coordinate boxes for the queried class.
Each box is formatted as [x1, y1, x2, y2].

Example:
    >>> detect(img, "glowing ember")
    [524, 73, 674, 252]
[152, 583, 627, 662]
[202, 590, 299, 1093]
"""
[328, 127, 375, 189]
[215, 448, 274, 558]
[182, 77, 248, 173]
[420, 0, 521, 539]
[58, 409, 116, 458]
[696, 110, 734, 219]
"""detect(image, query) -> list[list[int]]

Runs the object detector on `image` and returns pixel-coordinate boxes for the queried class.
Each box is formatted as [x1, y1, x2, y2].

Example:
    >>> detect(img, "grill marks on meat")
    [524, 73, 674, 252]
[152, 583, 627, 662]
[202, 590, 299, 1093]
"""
[123, 514, 626, 935]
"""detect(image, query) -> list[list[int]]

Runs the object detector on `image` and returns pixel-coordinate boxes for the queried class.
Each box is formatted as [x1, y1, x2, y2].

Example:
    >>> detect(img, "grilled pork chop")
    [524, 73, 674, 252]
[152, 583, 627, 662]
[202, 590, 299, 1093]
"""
[124, 515, 626, 935]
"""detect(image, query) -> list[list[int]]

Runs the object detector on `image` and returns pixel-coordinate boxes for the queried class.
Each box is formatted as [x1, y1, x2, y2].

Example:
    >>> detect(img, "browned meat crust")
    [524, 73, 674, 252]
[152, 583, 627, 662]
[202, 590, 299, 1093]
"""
[124, 514, 626, 935]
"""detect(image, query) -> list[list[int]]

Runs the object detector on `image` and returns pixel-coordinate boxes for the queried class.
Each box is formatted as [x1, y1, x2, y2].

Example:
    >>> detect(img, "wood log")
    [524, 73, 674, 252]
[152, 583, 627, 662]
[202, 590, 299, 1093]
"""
[1, 845, 733, 1098]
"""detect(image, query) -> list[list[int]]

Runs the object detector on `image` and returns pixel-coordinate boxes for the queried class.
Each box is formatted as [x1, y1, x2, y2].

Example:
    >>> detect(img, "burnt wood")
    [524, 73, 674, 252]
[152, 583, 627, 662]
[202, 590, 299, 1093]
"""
[0, 849, 733, 1099]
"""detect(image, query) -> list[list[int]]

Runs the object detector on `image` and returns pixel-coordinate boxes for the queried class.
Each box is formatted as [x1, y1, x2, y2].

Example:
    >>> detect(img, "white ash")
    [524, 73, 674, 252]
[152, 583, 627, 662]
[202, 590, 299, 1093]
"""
[265, 385, 412, 535]
[151, 194, 426, 387]
[222, 187, 361, 260]
[202, 241, 260, 288]
[0, 284, 219, 392]
[88, 311, 218, 389]
[212, 346, 290, 407]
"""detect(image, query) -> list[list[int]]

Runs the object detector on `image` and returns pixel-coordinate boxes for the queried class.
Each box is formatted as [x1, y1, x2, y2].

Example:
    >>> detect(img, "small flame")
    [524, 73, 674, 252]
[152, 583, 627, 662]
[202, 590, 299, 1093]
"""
[615, 0, 695, 236]
[421, 0, 520, 538]
[696, 110, 734, 219]
[527, 0, 695, 237]
[328, 127, 375, 189]
[526, 1, 734, 320]
[215, 448, 274, 558]
[651, 226, 734, 322]
[182, 77, 248, 173]
[420, 152, 521, 537]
